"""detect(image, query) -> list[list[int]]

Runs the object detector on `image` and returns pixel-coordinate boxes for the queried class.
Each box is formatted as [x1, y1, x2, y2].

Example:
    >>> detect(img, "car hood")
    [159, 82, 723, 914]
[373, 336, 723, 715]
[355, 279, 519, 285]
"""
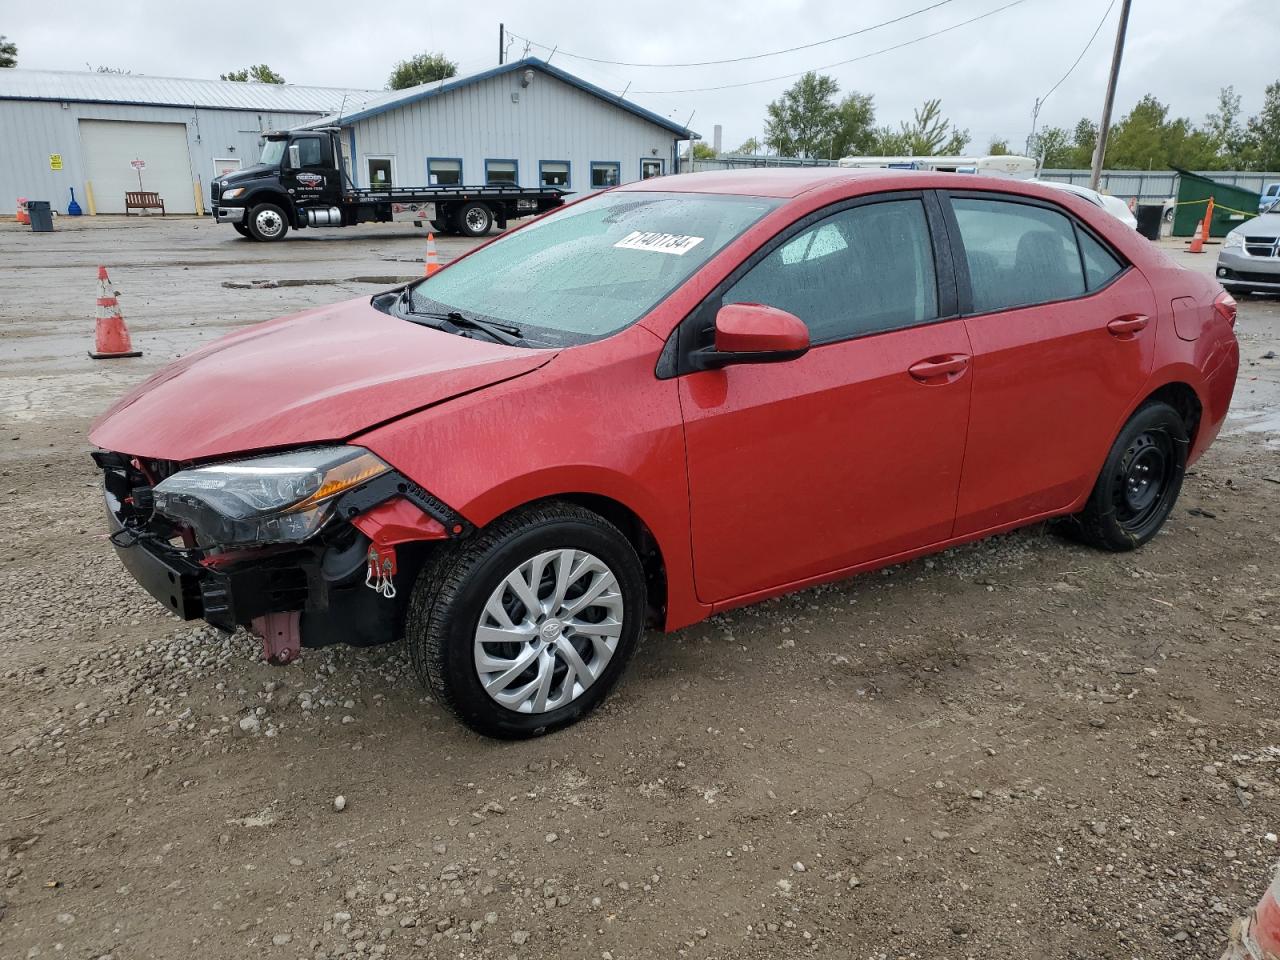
[1236, 211, 1280, 235]
[89, 296, 555, 462]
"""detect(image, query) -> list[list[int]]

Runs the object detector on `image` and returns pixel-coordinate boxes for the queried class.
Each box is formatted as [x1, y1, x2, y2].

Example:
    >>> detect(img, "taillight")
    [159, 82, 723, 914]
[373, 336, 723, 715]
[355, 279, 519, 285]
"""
[1214, 290, 1237, 328]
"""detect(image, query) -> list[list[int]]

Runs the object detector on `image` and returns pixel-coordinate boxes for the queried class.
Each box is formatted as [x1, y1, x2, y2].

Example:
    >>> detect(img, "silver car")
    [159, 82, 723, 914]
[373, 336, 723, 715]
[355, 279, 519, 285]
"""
[1217, 204, 1280, 294]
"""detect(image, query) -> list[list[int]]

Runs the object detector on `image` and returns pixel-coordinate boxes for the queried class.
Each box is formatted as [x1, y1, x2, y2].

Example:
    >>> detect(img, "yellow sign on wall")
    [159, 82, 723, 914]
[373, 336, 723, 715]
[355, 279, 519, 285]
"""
[49, 154, 63, 170]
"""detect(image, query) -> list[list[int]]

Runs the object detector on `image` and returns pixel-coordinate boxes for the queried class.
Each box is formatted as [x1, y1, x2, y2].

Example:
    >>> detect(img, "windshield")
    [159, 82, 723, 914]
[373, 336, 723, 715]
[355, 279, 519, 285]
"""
[408, 190, 780, 345]
[259, 139, 286, 166]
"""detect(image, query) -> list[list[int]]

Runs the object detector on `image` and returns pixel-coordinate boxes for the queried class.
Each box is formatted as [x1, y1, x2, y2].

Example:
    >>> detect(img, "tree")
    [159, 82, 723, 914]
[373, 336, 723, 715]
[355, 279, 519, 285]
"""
[683, 141, 718, 160]
[734, 137, 762, 156]
[388, 52, 457, 90]
[1204, 86, 1246, 168]
[831, 92, 877, 158]
[0, 35, 16, 68]
[1244, 80, 1280, 172]
[1105, 94, 1216, 170]
[222, 64, 286, 84]
[898, 99, 969, 155]
[92, 65, 132, 75]
[1029, 126, 1073, 167]
[870, 125, 911, 155]
[987, 138, 1009, 155]
[764, 72, 842, 158]
[1069, 118, 1099, 168]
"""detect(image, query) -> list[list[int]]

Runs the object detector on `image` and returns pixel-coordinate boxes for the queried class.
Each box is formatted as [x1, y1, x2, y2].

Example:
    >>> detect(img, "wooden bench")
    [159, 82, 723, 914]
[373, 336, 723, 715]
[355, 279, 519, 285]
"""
[124, 191, 165, 216]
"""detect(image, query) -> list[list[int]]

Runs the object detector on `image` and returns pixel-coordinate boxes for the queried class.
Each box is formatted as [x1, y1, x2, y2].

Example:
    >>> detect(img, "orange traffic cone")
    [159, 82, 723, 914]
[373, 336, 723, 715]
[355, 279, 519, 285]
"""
[15, 198, 29, 225]
[1188, 197, 1215, 254]
[89, 266, 142, 359]
[424, 232, 440, 276]
[1220, 862, 1280, 959]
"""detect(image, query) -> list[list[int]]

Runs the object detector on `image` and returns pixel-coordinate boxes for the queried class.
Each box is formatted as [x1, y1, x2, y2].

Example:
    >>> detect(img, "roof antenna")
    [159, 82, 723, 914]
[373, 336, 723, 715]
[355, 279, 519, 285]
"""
[545, 45, 558, 64]
[336, 92, 349, 125]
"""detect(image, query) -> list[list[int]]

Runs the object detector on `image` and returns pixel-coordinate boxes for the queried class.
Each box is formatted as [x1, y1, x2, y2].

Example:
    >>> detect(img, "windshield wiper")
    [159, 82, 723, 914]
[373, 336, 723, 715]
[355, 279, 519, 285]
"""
[395, 287, 523, 345]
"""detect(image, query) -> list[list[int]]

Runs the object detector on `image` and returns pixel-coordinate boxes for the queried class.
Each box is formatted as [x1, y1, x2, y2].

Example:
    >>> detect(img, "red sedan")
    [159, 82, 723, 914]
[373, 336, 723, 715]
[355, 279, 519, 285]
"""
[91, 169, 1239, 738]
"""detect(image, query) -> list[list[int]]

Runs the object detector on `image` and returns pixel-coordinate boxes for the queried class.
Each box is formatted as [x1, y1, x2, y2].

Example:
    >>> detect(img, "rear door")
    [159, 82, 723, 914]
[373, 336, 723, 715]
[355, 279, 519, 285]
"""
[942, 192, 1159, 535]
[678, 191, 974, 603]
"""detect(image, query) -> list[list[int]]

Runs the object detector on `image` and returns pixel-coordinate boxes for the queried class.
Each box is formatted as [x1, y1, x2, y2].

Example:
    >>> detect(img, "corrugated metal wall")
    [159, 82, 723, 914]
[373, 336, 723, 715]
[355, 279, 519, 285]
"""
[1039, 168, 1280, 203]
[347, 71, 679, 191]
[0, 100, 322, 215]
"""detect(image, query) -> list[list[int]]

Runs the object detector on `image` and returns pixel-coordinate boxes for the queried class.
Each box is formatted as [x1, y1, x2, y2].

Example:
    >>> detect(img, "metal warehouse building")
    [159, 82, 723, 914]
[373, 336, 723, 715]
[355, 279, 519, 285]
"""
[0, 58, 695, 218]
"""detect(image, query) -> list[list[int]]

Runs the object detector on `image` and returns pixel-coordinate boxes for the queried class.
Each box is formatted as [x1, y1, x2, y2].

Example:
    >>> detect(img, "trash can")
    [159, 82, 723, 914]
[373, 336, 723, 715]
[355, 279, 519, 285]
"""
[1134, 204, 1163, 241]
[27, 200, 53, 232]
[1171, 168, 1260, 238]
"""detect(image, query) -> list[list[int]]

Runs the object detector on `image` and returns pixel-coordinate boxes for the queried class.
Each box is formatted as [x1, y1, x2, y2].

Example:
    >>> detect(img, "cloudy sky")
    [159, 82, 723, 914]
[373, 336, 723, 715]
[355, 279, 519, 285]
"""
[5, 0, 1273, 152]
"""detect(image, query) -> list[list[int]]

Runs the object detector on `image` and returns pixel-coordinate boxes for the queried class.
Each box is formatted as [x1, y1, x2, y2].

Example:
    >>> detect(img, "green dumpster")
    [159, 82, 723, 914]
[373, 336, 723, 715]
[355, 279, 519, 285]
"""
[1171, 168, 1261, 238]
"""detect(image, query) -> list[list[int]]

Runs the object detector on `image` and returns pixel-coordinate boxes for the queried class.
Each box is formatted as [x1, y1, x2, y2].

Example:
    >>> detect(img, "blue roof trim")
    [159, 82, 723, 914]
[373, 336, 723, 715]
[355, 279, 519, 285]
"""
[331, 58, 698, 139]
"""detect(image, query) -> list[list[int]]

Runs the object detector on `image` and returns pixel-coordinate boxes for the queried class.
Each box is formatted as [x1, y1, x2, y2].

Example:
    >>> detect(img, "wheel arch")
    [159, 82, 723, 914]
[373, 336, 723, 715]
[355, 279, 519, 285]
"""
[245, 191, 296, 225]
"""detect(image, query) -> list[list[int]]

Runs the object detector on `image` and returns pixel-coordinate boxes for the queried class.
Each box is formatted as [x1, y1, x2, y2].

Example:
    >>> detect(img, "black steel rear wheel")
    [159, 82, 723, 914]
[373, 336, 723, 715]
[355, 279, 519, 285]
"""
[1070, 401, 1188, 551]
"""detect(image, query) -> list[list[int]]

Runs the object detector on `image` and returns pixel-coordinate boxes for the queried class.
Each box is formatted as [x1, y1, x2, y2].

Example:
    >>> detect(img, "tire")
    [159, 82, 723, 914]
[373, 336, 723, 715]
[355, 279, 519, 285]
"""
[232, 222, 252, 239]
[1071, 401, 1188, 551]
[430, 219, 450, 234]
[455, 201, 493, 238]
[247, 202, 289, 242]
[406, 502, 646, 739]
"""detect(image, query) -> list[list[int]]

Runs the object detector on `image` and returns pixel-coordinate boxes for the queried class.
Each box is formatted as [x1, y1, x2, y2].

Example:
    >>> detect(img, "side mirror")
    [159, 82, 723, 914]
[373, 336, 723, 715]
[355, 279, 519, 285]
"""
[691, 302, 810, 371]
[287, 144, 301, 169]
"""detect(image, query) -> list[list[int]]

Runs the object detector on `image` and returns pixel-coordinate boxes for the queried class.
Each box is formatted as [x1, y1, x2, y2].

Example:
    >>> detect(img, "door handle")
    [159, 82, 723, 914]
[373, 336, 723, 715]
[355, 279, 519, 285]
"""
[1106, 314, 1149, 336]
[908, 355, 969, 382]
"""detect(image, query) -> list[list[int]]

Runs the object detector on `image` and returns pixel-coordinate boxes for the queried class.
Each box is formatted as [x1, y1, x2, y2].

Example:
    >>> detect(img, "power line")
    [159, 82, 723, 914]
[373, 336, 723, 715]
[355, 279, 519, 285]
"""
[1038, 0, 1115, 108]
[630, 0, 1032, 95]
[508, 0, 960, 69]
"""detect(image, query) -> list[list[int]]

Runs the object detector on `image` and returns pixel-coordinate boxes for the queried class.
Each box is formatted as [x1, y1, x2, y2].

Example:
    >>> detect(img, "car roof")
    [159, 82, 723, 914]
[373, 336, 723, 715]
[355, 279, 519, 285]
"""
[619, 167, 1080, 203]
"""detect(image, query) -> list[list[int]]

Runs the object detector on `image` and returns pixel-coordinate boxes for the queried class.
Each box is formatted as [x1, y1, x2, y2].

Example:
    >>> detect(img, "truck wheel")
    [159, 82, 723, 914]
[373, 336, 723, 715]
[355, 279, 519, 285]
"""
[455, 202, 493, 238]
[405, 502, 646, 738]
[232, 222, 252, 239]
[248, 203, 289, 242]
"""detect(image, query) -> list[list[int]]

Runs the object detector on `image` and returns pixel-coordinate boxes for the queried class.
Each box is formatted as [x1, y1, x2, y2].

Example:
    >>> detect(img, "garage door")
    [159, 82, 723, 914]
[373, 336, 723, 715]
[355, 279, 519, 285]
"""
[79, 120, 195, 214]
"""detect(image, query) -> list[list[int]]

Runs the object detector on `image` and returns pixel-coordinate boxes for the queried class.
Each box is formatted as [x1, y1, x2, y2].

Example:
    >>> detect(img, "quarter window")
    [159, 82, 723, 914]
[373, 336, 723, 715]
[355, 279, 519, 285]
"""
[591, 162, 620, 189]
[485, 159, 518, 185]
[1076, 227, 1124, 290]
[951, 197, 1086, 312]
[724, 198, 939, 344]
[540, 161, 570, 188]
[429, 158, 462, 186]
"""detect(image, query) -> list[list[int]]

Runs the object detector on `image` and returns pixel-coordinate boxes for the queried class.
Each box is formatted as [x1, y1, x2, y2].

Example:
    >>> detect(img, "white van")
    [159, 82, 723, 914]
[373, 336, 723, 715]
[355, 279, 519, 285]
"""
[836, 154, 1038, 180]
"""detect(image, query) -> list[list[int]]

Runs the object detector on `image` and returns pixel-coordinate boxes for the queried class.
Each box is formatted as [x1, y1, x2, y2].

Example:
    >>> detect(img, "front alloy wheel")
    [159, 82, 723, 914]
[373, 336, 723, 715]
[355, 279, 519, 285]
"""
[248, 203, 289, 242]
[407, 502, 646, 738]
[474, 549, 624, 714]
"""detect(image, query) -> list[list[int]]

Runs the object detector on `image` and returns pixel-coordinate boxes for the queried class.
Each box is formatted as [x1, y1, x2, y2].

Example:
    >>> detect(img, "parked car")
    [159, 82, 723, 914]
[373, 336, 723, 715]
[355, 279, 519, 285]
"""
[1258, 182, 1280, 214]
[91, 169, 1240, 738]
[1217, 206, 1280, 294]
[1034, 179, 1138, 229]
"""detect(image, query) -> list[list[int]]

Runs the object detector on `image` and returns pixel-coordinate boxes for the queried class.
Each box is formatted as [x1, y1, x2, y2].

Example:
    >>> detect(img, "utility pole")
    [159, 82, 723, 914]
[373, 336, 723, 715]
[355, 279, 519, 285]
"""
[1090, 0, 1132, 189]
[499, 23, 504, 65]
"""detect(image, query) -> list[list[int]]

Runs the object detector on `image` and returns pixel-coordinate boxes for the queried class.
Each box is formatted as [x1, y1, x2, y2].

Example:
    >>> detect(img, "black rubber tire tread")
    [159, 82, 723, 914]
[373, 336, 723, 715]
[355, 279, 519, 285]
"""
[406, 501, 646, 739]
[232, 222, 252, 239]
[1071, 400, 1188, 552]
[454, 201, 493, 237]
[247, 202, 289, 242]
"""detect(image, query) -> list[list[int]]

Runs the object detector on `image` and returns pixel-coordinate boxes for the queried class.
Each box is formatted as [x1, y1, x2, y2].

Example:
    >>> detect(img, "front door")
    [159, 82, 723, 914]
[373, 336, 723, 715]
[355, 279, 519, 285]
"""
[282, 134, 340, 205]
[679, 193, 973, 604]
[943, 192, 1159, 535]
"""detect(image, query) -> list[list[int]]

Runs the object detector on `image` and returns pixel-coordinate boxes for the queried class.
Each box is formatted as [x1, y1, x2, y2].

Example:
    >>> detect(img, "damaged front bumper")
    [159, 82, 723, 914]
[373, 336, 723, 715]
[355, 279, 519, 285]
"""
[95, 450, 464, 660]
[213, 205, 246, 224]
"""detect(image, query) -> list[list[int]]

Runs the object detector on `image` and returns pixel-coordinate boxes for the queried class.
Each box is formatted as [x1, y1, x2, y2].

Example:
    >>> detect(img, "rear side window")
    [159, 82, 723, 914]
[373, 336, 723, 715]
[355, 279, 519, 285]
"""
[952, 198, 1086, 312]
[1076, 228, 1123, 290]
[724, 198, 939, 343]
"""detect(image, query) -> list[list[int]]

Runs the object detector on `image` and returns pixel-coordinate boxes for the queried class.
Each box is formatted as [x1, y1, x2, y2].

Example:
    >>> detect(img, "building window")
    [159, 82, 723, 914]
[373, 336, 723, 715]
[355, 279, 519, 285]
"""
[486, 159, 518, 185]
[366, 157, 394, 189]
[540, 160, 570, 188]
[591, 162, 620, 189]
[428, 158, 462, 186]
[641, 158, 664, 180]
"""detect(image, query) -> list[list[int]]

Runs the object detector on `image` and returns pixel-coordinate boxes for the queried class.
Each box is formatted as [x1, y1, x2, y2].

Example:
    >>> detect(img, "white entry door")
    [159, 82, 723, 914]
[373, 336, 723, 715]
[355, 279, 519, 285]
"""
[79, 120, 195, 214]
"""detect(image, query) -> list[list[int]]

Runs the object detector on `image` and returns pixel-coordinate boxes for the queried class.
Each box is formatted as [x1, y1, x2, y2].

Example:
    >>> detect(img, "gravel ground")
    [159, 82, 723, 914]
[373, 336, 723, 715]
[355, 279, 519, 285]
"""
[1, 216, 1279, 960]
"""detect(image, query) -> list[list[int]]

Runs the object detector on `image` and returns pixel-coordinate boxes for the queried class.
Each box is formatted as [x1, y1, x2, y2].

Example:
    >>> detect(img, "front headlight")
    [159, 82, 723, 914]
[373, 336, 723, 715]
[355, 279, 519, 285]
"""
[1223, 232, 1244, 250]
[222, 186, 246, 200]
[153, 446, 389, 546]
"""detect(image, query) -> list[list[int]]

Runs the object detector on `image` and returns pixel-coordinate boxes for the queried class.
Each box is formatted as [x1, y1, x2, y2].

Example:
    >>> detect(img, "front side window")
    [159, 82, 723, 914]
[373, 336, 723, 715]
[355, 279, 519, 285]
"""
[591, 162, 621, 189]
[952, 197, 1086, 312]
[486, 159, 517, 185]
[724, 198, 939, 344]
[541, 161, 569, 188]
[409, 191, 779, 345]
[294, 137, 326, 168]
[429, 158, 462, 186]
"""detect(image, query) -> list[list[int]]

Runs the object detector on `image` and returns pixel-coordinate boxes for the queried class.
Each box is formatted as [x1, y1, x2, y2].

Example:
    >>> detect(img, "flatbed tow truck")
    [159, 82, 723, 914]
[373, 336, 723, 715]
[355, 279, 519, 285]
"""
[210, 126, 567, 241]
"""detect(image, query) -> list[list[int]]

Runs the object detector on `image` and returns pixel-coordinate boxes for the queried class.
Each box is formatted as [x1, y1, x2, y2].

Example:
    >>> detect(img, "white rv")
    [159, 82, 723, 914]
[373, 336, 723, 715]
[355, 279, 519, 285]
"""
[836, 154, 1037, 180]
